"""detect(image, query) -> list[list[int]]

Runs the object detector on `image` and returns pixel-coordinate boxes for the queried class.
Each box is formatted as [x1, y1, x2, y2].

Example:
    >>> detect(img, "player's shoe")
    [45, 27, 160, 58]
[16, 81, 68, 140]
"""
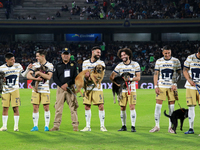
[168, 127, 175, 134]
[184, 128, 194, 134]
[118, 125, 127, 131]
[0, 126, 7, 131]
[149, 126, 160, 132]
[80, 127, 91, 132]
[49, 126, 60, 131]
[14, 126, 19, 132]
[44, 126, 49, 131]
[131, 126, 136, 132]
[31, 126, 38, 132]
[100, 126, 107, 132]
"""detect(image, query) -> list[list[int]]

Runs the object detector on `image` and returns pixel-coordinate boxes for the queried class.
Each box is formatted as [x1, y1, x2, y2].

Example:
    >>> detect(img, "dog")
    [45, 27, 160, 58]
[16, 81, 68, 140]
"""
[0, 71, 5, 98]
[31, 65, 48, 93]
[164, 108, 188, 134]
[112, 72, 131, 104]
[75, 64, 105, 97]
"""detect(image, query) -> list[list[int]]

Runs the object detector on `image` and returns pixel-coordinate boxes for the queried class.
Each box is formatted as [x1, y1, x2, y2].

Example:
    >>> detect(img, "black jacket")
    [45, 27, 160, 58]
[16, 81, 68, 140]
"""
[53, 61, 79, 88]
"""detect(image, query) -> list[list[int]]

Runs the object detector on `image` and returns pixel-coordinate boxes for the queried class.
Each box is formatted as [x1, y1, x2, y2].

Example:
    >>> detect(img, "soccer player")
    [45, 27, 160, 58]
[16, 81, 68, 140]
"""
[27, 49, 53, 132]
[183, 47, 200, 134]
[0, 52, 31, 131]
[110, 48, 141, 132]
[149, 45, 181, 133]
[80, 46, 107, 132]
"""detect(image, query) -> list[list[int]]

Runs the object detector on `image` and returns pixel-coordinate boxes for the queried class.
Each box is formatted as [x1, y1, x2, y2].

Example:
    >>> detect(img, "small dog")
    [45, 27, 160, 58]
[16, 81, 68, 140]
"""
[112, 72, 131, 104]
[0, 71, 5, 98]
[164, 108, 188, 134]
[75, 64, 105, 97]
[31, 65, 48, 93]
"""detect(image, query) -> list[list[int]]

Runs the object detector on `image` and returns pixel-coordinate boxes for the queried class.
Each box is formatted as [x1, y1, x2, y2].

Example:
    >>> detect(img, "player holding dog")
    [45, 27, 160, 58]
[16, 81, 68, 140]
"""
[0, 52, 32, 131]
[80, 46, 107, 132]
[27, 49, 53, 132]
[183, 47, 200, 134]
[149, 45, 181, 133]
[110, 48, 141, 132]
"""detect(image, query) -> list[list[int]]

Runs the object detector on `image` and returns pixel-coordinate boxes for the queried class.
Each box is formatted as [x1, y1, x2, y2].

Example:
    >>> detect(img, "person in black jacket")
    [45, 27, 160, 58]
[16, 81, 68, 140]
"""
[50, 48, 79, 131]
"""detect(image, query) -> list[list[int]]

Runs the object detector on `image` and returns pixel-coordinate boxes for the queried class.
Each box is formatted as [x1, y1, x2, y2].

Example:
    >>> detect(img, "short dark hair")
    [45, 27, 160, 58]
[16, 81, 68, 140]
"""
[162, 45, 171, 51]
[5, 52, 14, 59]
[91, 46, 102, 51]
[36, 49, 47, 56]
[198, 47, 200, 53]
[117, 48, 133, 60]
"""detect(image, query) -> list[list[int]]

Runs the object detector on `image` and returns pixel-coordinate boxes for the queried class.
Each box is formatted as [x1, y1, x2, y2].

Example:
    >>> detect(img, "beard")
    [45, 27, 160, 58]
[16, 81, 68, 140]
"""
[94, 55, 100, 60]
[122, 57, 128, 62]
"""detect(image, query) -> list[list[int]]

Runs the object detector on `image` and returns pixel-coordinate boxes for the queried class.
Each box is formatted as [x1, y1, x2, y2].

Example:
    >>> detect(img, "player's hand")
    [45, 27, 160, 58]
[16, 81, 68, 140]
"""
[27, 63, 33, 69]
[114, 82, 121, 87]
[155, 87, 160, 95]
[36, 76, 42, 81]
[85, 71, 91, 80]
[171, 85, 177, 91]
[61, 83, 68, 91]
[35, 71, 41, 76]
[3, 77, 6, 83]
[188, 80, 195, 86]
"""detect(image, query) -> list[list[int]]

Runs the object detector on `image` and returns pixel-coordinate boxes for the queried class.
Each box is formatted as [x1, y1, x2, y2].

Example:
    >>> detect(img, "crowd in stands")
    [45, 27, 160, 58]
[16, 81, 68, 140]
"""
[0, 40, 199, 76]
[3, 0, 200, 20]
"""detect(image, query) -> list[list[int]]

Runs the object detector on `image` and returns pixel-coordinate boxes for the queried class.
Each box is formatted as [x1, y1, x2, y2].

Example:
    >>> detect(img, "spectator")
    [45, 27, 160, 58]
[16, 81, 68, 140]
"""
[56, 11, 61, 17]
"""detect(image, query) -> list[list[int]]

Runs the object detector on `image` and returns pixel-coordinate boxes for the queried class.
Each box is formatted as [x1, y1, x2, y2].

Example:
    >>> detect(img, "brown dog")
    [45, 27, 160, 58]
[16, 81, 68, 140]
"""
[75, 64, 105, 97]
[31, 65, 48, 93]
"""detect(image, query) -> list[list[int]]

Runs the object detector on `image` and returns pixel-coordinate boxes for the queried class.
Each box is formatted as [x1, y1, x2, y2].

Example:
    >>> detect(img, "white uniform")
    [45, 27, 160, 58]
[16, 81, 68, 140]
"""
[0, 63, 24, 94]
[114, 61, 140, 92]
[30, 61, 53, 93]
[184, 54, 200, 90]
[82, 59, 105, 91]
[155, 57, 181, 88]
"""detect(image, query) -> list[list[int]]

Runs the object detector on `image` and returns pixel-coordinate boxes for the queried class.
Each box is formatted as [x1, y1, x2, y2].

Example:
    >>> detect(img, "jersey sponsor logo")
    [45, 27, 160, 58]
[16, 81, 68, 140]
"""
[193, 63, 200, 67]
[122, 69, 132, 72]
[163, 64, 172, 67]
[5, 70, 15, 74]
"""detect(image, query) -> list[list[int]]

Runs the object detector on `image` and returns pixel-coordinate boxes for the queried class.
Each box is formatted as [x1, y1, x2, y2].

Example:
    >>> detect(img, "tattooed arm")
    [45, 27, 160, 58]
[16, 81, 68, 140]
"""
[183, 67, 195, 86]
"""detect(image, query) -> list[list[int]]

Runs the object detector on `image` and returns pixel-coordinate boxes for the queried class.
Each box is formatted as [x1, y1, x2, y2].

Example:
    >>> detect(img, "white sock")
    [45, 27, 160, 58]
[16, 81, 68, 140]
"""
[155, 104, 162, 128]
[168, 104, 174, 129]
[130, 109, 136, 127]
[14, 116, 19, 128]
[85, 109, 91, 128]
[99, 110, 105, 127]
[120, 111, 126, 126]
[2, 115, 8, 128]
[33, 112, 39, 127]
[188, 106, 195, 129]
[44, 111, 50, 127]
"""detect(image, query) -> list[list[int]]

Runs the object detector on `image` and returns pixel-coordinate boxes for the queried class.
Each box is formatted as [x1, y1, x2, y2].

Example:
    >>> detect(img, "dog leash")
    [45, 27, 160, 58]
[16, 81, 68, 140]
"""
[122, 77, 131, 95]
[174, 90, 184, 113]
[67, 87, 77, 97]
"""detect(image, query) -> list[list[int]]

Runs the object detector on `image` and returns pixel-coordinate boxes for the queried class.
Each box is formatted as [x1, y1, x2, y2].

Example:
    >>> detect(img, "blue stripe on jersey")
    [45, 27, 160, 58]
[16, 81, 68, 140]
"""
[154, 69, 159, 71]
[114, 70, 119, 74]
[184, 65, 189, 68]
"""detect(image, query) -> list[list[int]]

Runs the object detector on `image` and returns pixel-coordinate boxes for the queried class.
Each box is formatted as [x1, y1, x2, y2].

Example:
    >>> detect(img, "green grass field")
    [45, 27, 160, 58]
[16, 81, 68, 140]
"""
[0, 89, 200, 150]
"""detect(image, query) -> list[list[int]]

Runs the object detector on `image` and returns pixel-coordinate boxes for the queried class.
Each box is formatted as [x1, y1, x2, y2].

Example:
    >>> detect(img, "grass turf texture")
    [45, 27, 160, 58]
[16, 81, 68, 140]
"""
[0, 89, 200, 150]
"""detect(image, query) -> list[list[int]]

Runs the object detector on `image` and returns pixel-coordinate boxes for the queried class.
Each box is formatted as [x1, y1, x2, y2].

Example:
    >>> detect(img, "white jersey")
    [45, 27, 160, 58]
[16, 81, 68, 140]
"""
[155, 57, 181, 88]
[30, 61, 53, 93]
[114, 61, 140, 92]
[82, 59, 105, 91]
[0, 63, 23, 94]
[184, 54, 200, 90]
